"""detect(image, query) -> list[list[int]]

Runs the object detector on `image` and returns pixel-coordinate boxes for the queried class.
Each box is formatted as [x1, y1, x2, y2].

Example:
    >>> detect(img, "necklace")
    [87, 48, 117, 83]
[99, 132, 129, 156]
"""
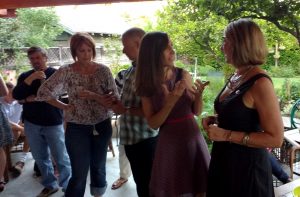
[227, 66, 254, 91]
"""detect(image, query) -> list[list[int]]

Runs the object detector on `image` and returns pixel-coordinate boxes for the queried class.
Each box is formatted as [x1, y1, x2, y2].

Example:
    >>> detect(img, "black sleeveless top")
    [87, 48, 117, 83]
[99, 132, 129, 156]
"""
[207, 73, 275, 197]
[214, 73, 271, 133]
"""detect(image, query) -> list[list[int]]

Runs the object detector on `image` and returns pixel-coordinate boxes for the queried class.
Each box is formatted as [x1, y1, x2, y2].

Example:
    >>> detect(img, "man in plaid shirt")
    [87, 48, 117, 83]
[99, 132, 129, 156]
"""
[112, 27, 158, 197]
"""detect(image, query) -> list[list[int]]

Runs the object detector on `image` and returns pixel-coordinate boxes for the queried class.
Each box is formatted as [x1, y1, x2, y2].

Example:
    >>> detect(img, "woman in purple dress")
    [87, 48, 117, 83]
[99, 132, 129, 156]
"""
[135, 32, 210, 197]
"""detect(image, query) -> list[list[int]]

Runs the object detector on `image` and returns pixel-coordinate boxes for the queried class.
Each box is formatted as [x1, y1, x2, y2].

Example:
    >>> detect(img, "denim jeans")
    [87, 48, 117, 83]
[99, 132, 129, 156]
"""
[269, 152, 290, 183]
[24, 120, 71, 190]
[65, 118, 112, 197]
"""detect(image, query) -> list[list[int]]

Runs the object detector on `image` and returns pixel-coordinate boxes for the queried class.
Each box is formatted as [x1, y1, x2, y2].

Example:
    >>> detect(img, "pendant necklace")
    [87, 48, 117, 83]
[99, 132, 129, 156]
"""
[227, 66, 254, 91]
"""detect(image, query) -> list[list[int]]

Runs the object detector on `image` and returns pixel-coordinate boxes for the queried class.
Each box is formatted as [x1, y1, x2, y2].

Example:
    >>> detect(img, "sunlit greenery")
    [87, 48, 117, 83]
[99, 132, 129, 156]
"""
[0, 8, 63, 74]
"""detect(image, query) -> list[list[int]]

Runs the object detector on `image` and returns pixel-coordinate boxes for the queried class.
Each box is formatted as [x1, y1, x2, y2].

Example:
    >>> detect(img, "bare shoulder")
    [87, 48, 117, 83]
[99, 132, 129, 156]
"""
[181, 69, 192, 79]
[252, 72, 273, 88]
[250, 72, 275, 99]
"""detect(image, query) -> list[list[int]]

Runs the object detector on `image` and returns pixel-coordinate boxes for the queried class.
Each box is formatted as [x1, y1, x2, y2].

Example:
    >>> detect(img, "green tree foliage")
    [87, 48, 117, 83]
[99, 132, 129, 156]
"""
[0, 8, 62, 49]
[156, 0, 228, 70]
[259, 21, 300, 76]
[156, 0, 299, 77]
[259, 21, 298, 49]
[102, 35, 133, 77]
[203, 0, 300, 46]
[0, 8, 63, 72]
[16, 8, 63, 47]
[0, 18, 24, 49]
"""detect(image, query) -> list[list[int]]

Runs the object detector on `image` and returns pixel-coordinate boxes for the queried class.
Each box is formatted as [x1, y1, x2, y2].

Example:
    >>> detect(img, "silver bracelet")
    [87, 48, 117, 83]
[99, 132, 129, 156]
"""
[242, 132, 250, 146]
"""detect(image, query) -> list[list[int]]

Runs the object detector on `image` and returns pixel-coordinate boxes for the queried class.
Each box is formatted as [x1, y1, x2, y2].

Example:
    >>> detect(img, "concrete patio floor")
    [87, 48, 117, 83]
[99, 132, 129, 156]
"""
[1, 138, 138, 197]
[1, 116, 298, 197]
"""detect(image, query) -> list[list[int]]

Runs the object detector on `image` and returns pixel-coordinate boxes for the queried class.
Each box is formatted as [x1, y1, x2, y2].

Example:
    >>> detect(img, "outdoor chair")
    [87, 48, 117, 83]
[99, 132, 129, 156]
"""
[272, 128, 300, 187]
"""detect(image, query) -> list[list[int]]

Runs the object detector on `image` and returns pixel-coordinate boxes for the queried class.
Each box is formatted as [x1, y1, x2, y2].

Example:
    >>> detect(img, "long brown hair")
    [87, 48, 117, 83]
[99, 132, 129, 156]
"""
[135, 32, 169, 97]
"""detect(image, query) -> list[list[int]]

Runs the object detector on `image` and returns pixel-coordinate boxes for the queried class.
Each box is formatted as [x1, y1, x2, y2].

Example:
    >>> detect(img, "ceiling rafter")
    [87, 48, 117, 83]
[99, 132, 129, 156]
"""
[0, 0, 152, 9]
[0, 9, 16, 18]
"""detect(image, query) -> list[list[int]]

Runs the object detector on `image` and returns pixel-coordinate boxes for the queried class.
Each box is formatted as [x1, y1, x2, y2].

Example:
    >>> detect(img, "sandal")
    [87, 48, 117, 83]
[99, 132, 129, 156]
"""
[12, 161, 25, 177]
[0, 181, 6, 192]
[111, 178, 128, 190]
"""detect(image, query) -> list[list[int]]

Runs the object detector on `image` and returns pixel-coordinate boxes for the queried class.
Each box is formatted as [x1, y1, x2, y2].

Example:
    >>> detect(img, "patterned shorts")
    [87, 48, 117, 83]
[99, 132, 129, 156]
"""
[0, 106, 13, 147]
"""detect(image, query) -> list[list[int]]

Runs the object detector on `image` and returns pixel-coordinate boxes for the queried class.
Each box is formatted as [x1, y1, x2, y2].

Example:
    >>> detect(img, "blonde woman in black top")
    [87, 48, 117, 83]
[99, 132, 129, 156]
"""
[202, 18, 283, 197]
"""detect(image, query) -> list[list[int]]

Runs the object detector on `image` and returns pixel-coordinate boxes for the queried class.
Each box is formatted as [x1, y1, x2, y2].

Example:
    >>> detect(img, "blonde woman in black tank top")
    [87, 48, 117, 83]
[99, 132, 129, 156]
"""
[202, 19, 284, 197]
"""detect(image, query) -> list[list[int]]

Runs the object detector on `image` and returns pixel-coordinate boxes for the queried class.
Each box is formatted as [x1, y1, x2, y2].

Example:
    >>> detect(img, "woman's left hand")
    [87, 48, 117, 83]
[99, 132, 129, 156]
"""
[202, 116, 217, 130]
[192, 79, 209, 97]
[205, 124, 228, 142]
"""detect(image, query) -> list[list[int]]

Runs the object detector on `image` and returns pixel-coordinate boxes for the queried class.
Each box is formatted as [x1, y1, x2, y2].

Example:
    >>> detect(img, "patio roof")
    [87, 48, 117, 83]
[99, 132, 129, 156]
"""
[0, 0, 155, 17]
[0, 9, 16, 17]
[0, 0, 153, 9]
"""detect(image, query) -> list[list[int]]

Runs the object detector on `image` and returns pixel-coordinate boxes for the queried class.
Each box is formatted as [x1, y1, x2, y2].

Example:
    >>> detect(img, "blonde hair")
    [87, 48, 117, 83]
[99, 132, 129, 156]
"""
[225, 18, 268, 66]
[70, 32, 96, 61]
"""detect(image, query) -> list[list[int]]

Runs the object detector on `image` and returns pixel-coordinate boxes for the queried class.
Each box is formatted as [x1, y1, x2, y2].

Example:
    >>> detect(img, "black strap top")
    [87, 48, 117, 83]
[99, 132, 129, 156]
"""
[214, 73, 271, 133]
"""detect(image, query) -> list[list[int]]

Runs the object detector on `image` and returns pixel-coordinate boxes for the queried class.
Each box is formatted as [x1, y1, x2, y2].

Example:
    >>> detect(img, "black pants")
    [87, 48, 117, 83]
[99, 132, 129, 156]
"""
[34, 161, 41, 176]
[125, 136, 157, 197]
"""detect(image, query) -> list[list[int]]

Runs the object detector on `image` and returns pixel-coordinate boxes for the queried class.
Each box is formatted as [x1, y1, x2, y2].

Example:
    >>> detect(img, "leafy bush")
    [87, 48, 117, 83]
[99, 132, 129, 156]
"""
[199, 65, 216, 77]
[195, 116, 213, 152]
[278, 79, 300, 114]
[202, 71, 224, 115]
[279, 48, 300, 75]
[268, 66, 298, 78]
[280, 79, 300, 101]
[195, 73, 224, 152]
[264, 47, 300, 77]
[290, 82, 300, 101]
[176, 61, 216, 77]
[110, 64, 130, 77]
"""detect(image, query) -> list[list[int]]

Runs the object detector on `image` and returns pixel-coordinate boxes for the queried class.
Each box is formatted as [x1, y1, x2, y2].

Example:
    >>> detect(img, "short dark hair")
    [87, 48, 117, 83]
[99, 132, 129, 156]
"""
[27, 46, 47, 57]
[122, 27, 145, 40]
[70, 32, 96, 61]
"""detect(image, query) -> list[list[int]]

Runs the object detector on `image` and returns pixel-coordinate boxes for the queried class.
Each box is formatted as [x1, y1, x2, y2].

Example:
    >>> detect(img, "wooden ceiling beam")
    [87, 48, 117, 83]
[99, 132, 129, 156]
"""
[0, 9, 7, 15]
[0, 0, 152, 9]
[0, 9, 16, 18]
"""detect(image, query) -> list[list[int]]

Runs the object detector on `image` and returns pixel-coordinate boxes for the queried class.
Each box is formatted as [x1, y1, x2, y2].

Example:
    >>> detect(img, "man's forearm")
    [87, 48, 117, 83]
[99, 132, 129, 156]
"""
[127, 107, 144, 117]
[47, 99, 67, 110]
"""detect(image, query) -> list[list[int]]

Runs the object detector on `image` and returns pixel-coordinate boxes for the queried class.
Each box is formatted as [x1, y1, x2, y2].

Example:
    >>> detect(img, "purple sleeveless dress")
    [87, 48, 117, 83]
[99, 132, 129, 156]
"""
[149, 68, 210, 197]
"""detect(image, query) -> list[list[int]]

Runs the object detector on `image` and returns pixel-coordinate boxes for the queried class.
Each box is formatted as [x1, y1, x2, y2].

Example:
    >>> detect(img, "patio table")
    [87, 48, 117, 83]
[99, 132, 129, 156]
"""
[275, 178, 300, 196]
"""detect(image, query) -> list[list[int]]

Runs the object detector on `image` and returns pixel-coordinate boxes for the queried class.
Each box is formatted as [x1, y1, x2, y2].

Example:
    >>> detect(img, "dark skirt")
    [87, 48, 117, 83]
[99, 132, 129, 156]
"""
[207, 142, 274, 197]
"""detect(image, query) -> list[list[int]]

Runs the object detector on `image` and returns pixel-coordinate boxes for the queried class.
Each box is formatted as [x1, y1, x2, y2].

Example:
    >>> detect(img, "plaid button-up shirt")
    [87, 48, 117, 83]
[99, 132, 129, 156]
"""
[119, 65, 158, 145]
